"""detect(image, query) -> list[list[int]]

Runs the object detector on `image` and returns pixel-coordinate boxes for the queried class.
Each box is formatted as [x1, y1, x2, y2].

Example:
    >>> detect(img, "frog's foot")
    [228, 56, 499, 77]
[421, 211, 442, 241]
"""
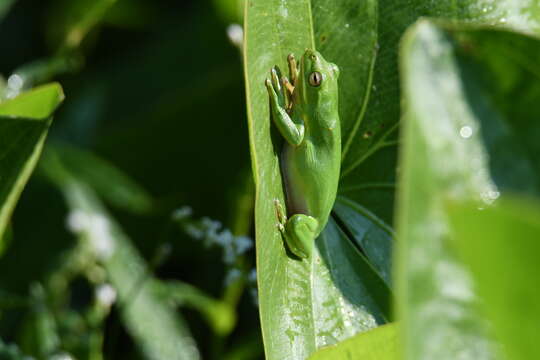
[283, 214, 318, 259]
[287, 53, 299, 87]
[273, 199, 287, 233]
[265, 66, 288, 109]
[282, 77, 294, 112]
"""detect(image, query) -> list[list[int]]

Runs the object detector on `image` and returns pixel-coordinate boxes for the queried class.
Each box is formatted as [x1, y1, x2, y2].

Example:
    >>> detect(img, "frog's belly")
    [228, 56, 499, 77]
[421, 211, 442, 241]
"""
[280, 142, 340, 228]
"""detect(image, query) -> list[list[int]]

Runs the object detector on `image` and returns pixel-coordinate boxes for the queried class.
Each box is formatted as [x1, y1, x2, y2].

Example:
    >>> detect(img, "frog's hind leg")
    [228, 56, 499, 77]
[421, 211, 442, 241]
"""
[283, 214, 318, 259]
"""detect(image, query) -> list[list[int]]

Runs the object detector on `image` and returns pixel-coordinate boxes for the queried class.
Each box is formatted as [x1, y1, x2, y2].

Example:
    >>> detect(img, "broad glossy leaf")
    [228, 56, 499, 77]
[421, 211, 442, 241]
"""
[340, 0, 540, 180]
[244, 1, 389, 358]
[339, 1, 540, 228]
[333, 196, 393, 287]
[256, 218, 389, 360]
[397, 20, 540, 360]
[448, 197, 540, 360]
[397, 20, 499, 360]
[246, 1, 540, 359]
[0, 83, 64, 239]
[308, 322, 398, 360]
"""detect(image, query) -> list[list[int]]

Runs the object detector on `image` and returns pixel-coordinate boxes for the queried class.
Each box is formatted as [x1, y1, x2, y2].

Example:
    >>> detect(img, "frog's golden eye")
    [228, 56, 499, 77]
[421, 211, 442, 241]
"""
[309, 71, 323, 87]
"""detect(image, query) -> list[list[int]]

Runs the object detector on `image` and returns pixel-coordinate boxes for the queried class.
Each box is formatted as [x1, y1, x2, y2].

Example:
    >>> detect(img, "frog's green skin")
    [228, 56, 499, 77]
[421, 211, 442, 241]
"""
[265, 49, 340, 259]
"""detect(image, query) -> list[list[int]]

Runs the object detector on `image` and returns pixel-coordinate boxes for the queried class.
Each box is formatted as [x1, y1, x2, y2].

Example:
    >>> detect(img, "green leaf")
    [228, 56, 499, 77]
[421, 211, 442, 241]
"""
[397, 20, 495, 360]
[65, 182, 200, 360]
[46, 144, 155, 214]
[338, 1, 540, 233]
[246, 1, 540, 359]
[43, 154, 201, 360]
[213, 0, 244, 23]
[244, 1, 390, 358]
[0, 83, 64, 239]
[0, 83, 64, 118]
[397, 19, 540, 360]
[448, 197, 540, 360]
[46, 0, 117, 50]
[156, 280, 236, 336]
[0, 338, 32, 360]
[0, 0, 17, 21]
[308, 322, 398, 360]
[4, 56, 82, 96]
[18, 284, 60, 358]
[340, 0, 540, 181]
[333, 196, 393, 287]
[0, 223, 12, 257]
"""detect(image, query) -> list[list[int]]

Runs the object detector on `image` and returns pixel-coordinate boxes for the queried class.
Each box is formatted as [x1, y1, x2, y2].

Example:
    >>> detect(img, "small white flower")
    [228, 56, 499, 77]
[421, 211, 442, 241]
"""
[185, 224, 204, 239]
[96, 283, 117, 307]
[88, 214, 115, 259]
[66, 210, 115, 260]
[172, 206, 193, 220]
[7, 74, 23, 90]
[234, 236, 253, 255]
[66, 210, 89, 233]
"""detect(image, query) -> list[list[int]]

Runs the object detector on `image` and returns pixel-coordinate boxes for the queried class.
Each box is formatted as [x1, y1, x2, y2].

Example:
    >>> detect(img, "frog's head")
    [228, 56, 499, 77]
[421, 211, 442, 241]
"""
[297, 49, 340, 106]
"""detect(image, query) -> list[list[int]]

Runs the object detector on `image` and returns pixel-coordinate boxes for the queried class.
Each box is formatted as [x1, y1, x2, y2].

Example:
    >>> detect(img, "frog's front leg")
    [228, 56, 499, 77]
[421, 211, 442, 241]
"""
[265, 67, 304, 146]
[274, 199, 318, 259]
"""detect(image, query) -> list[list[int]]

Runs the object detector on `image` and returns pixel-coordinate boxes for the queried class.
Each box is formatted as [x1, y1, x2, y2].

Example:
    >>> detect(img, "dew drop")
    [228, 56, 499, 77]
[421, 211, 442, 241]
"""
[488, 190, 500, 200]
[460, 126, 473, 139]
[226, 24, 243, 48]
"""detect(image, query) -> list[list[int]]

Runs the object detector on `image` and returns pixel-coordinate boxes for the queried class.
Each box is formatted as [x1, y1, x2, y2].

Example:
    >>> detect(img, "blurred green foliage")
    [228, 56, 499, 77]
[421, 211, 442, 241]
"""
[3, 0, 540, 359]
[0, 0, 259, 359]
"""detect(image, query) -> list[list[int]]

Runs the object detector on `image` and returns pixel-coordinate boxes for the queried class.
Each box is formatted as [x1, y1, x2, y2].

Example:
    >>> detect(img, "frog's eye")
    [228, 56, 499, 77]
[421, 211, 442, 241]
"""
[309, 71, 323, 87]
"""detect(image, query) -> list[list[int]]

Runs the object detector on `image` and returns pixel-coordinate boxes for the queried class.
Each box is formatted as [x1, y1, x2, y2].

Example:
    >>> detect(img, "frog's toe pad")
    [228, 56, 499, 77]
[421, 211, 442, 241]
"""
[289, 215, 318, 233]
[284, 214, 318, 259]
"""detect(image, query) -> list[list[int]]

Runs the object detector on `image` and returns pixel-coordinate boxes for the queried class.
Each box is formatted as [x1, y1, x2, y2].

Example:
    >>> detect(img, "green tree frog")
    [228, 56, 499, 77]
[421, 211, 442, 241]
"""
[265, 49, 340, 259]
